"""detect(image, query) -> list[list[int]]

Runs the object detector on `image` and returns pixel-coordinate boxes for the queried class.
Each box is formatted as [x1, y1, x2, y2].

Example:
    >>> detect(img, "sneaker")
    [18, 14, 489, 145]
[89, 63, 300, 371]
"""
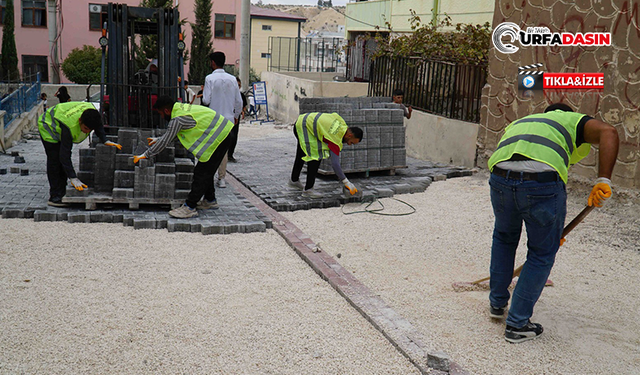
[505, 320, 544, 343]
[196, 199, 219, 210]
[288, 178, 304, 190]
[490, 304, 507, 319]
[301, 188, 323, 199]
[169, 204, 198, 218]
[228, 156, 237, 162]
[217, 178, 226, 188]
[47, 200, 69, 207]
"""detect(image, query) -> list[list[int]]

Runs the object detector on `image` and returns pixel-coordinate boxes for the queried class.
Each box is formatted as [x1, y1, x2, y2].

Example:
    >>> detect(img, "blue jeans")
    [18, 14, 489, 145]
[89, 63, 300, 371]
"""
[488, 173, 566, 328]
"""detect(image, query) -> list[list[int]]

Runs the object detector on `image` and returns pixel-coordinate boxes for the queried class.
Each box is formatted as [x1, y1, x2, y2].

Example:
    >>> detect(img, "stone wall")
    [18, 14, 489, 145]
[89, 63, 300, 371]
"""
[479, 0, 640, 188]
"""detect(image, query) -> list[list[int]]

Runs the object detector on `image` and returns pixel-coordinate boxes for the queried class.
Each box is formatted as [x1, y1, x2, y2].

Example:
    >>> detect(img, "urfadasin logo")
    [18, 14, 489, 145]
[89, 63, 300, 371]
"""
[492, 22, 611, 54]
[492, 22, 520, 54]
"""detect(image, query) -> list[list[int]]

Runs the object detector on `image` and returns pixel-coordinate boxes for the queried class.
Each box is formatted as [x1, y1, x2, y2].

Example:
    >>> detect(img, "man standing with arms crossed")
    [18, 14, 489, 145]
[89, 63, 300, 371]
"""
[202, 51, 243, 188]
[487, 103, 619, 343]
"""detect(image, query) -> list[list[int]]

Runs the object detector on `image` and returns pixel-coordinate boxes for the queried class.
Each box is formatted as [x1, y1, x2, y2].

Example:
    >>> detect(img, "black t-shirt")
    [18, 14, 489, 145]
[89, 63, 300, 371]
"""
[197, 90, 203, 105]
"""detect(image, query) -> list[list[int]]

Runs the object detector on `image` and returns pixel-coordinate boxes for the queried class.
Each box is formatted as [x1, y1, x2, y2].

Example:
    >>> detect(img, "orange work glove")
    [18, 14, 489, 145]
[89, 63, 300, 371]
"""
[588, 177, 612, 207]
[560, 238, 566, 246]
[133, 154, 147, 164]
[104, 141, 122, 150]
[147, 137, 158, 146]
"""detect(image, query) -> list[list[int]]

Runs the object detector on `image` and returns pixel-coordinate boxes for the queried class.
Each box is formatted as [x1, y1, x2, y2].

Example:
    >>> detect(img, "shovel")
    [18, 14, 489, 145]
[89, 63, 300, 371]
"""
[452, 205, 595, 292]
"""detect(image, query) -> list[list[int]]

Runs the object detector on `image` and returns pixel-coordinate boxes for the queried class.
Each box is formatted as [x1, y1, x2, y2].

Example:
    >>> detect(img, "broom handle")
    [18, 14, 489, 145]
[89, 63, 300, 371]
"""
[472, 205, 595, 285]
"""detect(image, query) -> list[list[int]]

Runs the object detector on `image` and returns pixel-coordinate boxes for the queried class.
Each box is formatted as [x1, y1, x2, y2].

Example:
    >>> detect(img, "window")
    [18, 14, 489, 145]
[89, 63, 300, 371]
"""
[22, 0, 47, 27]
[215, 14, 235, 39]
[261, 53, 271, 58]
[22, 55, 48, 82]
[89, 4, 108, 31]
[262, 25, 272, 31]
[1, 0, 7, 25]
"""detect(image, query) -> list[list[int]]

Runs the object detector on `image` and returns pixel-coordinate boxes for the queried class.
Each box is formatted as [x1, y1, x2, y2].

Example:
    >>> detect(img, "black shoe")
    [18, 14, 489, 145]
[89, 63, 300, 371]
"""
[228, 156, 237, 162]
[48, 199, 69, 208]
[490, 304, 506, 319]
[505, 320, 543, 343]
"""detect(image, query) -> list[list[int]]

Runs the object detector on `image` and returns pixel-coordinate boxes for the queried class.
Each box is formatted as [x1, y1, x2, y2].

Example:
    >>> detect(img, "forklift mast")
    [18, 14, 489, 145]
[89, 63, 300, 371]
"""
[102, 3, 184, 129]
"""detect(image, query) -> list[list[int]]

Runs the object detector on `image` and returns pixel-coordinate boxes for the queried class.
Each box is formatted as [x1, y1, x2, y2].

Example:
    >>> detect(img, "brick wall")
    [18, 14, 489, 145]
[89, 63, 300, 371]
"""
[479, 0, 640, 188]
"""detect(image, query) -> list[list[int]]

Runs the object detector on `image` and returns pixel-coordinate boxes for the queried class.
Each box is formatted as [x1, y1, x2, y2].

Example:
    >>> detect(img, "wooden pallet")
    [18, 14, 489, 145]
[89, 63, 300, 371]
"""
[62, 194, 183, 210]
[318, 165, 408, 177]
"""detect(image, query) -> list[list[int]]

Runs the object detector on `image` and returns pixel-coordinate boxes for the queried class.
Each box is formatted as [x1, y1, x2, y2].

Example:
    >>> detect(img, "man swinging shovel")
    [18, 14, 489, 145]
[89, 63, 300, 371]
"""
[478, 103, 618, 343]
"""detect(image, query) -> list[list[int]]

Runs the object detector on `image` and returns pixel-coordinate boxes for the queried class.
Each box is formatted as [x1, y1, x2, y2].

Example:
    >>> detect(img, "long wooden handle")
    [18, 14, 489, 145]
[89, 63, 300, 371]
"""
[471, 205, 594, 285]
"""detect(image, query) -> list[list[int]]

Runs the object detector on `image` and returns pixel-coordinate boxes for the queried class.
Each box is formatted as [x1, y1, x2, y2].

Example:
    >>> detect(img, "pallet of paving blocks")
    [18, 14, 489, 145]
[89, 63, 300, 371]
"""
[63, 127, 194, 210]
[298, 97, 408, 175]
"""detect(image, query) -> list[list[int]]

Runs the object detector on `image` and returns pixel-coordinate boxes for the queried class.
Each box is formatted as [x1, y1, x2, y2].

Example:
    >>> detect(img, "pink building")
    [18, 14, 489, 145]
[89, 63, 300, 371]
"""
[0, 0, 246, 82]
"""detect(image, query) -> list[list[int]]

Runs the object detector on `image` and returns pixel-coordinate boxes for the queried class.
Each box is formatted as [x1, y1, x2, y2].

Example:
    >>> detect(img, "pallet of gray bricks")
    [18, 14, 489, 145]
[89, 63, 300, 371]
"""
[298, 97, 407, 174]
[69, 128, 194, 202]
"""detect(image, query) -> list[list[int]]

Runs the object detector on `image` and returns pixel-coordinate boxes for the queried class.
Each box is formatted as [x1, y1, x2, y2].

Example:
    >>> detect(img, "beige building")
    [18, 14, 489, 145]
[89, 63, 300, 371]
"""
[345, 0, 494, 39]
[250, 6, 306, 76]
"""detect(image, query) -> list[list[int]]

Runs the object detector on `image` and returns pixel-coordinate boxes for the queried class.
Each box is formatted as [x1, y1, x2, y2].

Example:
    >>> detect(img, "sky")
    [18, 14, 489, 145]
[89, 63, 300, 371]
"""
[252, 0, 349, 6]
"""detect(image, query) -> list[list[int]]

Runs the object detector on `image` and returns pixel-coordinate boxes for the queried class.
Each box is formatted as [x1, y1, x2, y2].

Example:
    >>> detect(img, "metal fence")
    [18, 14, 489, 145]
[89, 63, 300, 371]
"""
[368, 56, 487, 123]
[268, 37, 348, 73]
[1, 73, 42, 128]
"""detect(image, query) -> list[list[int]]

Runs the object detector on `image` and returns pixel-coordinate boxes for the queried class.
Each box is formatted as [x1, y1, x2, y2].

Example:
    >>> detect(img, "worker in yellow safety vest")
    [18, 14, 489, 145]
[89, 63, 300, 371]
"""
[38, 101, 122, 207]
[486, 103, 619, 343]
[288, 112, 363, 198]
[133, 95, 234, 219]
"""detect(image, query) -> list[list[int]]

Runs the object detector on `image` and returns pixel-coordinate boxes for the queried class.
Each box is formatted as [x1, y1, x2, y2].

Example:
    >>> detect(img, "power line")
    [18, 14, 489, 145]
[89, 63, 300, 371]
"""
[342, 12, 390, 31]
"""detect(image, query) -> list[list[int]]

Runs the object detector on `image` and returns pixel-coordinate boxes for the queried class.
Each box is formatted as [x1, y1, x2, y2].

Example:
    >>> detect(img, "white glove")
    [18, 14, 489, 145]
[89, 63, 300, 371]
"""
[342, 178, 358, 195]
[70, 178, 87, 191]
[588, 177, 612, 207]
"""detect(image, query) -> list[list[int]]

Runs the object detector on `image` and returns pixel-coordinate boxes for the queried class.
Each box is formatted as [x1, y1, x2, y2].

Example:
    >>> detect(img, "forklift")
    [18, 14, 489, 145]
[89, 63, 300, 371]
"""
[97, 3, 186, 131]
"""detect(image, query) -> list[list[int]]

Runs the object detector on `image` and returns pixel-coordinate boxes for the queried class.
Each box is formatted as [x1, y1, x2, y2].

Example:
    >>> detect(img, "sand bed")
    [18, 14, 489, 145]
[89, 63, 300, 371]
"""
[0, 221, 417, 374]
[283, 173, 640, 374]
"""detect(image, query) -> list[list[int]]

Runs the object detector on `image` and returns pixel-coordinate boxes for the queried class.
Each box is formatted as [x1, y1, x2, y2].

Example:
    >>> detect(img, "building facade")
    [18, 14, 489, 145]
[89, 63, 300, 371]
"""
[345, 0, 494, 40]
[0, 0, 300, 83]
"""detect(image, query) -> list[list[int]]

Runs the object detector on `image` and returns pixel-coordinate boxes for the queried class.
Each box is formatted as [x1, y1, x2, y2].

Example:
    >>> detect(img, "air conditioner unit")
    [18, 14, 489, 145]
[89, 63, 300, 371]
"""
[89, 4, 102, 13]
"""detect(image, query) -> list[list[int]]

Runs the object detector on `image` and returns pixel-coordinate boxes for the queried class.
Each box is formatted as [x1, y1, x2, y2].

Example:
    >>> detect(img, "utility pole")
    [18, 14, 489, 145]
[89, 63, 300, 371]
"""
[239, 0, 250, 91]
[47, 0, 60, 83]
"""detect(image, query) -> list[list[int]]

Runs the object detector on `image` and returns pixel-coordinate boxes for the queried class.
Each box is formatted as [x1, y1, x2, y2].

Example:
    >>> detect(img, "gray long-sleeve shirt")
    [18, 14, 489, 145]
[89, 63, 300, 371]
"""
[143, 116, 196, 158]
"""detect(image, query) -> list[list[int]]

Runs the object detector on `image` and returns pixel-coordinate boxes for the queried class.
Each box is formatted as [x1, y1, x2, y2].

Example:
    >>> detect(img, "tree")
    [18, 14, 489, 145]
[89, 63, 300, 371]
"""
[61, 46, 102, 84]
[134, 0, 173, 71]
[187, 0, 213, 85]
[1, 0, 20, 81]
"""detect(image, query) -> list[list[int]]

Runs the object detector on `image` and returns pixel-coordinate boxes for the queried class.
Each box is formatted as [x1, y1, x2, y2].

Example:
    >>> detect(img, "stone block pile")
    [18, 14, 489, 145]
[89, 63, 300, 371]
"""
[69, 128, 194, 202]
[298, 97, 407, 174]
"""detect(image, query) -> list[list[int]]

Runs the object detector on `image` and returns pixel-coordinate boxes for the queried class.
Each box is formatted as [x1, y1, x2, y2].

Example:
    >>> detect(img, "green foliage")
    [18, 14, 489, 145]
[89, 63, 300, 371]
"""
[371, 11, 491, 64]
[249, 67, 260, 85]
[187, 0, 213, 84]
[1, 0, 20, 81]
[61, 45, 102, 84]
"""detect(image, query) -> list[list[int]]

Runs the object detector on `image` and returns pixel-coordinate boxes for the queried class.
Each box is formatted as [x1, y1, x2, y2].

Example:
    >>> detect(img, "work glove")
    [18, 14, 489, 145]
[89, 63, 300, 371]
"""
[104, 141, 122, 150]
[147, 137, 158, 146]
[588, 177, 612, 208]
[560, 238, 566, 247]
[70, 178, 87, 191]
[342, 178, 358, 195]
[133, 154, 147, 164]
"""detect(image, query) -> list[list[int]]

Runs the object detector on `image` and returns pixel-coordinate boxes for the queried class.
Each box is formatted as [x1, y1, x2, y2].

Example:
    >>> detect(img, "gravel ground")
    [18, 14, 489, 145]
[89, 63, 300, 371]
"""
[283, 172, 640, 375]
[0, 221, 418, 374]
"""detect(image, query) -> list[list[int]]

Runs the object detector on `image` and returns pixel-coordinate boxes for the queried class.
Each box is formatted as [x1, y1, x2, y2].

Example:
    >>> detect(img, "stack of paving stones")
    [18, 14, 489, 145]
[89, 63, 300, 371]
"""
[298, 97, 407, 174]
[227, 130, 473, 212]
[0, 138, 271, 235]
[70, 128, 193, 202]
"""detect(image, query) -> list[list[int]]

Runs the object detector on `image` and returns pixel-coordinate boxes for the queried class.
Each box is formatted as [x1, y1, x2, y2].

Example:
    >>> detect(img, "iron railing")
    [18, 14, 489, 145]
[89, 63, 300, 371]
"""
[368, 56, 487, 123]
[268, 37, 348, 73]
[1, 73, 42, 128]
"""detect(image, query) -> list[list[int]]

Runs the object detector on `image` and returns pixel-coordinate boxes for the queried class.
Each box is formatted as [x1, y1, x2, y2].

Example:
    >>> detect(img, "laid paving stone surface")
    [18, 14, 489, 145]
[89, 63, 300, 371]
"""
[228, 128, 474, 212]
[0, 139, 270, 234]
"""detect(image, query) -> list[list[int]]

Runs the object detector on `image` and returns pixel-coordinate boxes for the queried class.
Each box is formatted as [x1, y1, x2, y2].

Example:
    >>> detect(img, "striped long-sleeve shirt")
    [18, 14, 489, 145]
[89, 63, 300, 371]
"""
[143, 116, 196, 158]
